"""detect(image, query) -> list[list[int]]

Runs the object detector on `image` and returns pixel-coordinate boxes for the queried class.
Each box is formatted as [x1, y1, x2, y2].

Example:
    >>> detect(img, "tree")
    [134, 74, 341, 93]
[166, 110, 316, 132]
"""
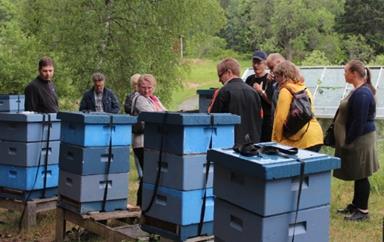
[337, 0, 384, 54]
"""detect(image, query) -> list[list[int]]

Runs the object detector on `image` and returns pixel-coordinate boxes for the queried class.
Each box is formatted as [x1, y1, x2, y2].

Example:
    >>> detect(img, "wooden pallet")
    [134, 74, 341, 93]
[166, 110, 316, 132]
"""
[55, 205, 149, 242]
[0, 196, 57, 230]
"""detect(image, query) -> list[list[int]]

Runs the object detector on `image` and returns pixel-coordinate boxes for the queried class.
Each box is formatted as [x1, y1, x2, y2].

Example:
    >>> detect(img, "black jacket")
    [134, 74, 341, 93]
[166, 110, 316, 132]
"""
[24, 76, 59, 113]
[79, 87, 120, 114]
[210, 78, 262, 147]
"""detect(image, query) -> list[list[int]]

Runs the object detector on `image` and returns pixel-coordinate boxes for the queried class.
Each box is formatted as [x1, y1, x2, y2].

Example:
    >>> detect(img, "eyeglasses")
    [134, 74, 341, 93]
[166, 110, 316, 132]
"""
[218, 69, 227, 78]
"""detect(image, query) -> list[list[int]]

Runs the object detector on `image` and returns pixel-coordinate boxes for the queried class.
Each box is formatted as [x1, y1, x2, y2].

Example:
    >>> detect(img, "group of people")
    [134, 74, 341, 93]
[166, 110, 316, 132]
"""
[24, 55, 379, 221]
[208, 51, 379, 221]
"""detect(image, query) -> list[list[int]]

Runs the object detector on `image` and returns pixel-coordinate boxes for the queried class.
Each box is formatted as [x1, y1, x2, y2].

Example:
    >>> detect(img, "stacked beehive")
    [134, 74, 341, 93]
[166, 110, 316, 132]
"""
[0, 105, 61, 200]
[140, 112, 240, 241]
[208, 143, 341, 242]
[57, 112, 136, 214]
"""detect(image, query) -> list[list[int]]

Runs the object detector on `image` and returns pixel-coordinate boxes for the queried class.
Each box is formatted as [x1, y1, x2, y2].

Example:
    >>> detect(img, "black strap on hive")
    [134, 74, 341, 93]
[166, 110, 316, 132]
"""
[198, 114, 215, 235]
[233, 143, 304, 242]
[41, 114, 52, 198]
[18, 114, 49, 230]
[101, 115, 114, 212]
[142, 112, 168, 214]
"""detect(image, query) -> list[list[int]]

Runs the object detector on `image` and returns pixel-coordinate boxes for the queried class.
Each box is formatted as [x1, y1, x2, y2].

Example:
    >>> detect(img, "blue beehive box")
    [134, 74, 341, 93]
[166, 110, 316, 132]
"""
[214, 198, 330, 242]
[59, 143, 130, 175]
[58, 170, 128, 203]
[0, 163, 58, 190]
[142, 183, 214, 225]
[0, 140, 60, 167]
[208, 143, 340, 216]
[59, 195, 128, 214]
[58, 112, 136, 147]
[143, 149, 212, 190]
[196, 89, 215, 113]
[0, 95, 25, 112]
[0, 112, 60, 142]
[139, 112, 240, 155]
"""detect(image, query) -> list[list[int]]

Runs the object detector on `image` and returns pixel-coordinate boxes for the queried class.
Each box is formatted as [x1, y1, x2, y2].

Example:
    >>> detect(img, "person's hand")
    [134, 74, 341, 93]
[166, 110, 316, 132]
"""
[267, 72, 275, 81]
[253, 83, 263, 94]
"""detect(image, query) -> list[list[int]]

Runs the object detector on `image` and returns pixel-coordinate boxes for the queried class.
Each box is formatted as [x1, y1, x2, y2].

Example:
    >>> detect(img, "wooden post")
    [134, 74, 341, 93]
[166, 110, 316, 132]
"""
[22, 201, 37, 230]
[55, 207, 66, 242]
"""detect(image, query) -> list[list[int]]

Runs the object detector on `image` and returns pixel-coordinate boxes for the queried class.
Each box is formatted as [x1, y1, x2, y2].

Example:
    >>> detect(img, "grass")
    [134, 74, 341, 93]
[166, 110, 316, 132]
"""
[0, 58, 383, 241]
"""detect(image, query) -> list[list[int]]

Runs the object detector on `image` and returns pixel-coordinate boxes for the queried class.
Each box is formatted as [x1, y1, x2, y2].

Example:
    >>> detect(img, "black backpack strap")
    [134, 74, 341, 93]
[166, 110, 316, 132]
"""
[198, 114, 215, 235]
[142, 112, 168, 214]
[101, 115, 114, 212]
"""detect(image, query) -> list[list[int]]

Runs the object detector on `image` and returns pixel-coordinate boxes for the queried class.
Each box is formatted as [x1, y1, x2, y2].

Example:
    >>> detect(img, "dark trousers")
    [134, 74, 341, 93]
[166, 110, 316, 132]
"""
[133, 147, 144, 207]
[352, 178, 370, 210]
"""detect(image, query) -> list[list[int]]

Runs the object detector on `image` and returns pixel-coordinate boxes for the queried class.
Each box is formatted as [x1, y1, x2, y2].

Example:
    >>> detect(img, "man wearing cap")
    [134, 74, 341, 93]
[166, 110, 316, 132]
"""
[245, 50, 274, 142]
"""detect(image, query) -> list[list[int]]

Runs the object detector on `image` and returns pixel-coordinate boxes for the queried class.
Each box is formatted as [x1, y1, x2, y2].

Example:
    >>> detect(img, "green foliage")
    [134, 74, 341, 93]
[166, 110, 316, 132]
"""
[2, 0, 226, 109]
[301, 50, 331, 66]
[343, 34, 374, 63]
[369, 54, 384, 66]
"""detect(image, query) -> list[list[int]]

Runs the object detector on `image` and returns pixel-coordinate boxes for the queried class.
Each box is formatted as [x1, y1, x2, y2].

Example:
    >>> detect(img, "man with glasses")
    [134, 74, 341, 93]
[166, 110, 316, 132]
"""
[245, 50, 274, 142]
[210, 58, 262, 148]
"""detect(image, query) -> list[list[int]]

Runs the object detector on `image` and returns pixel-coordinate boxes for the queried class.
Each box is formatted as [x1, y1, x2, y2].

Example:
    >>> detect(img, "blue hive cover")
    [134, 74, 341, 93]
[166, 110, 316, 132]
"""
[0, 112, 58, 122]
[57, 111, 137, 124]
[139, 112, 240, 125]
[208, 142, 341, 180]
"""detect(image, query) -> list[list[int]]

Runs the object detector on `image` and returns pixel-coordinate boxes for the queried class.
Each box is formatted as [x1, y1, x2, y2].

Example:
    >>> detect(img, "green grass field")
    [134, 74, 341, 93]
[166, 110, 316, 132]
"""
[0, 58, 383, 241]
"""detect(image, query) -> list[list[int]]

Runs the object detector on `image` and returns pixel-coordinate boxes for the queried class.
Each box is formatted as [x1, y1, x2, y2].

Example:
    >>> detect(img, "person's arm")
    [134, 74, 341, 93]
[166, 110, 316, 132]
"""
[210, 88, 228, 113]
[271, 88, 291, 142]
[109, 91, 120, 114]
[24, 84, 39, 112]
[345, 90, 371, 144]
[79, 92, 90, 112]
[135, 95, 156, 113]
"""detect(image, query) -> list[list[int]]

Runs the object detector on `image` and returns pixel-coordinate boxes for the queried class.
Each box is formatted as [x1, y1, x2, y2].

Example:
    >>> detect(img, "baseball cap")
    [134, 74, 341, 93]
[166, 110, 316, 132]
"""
[252, 50, 267, 60]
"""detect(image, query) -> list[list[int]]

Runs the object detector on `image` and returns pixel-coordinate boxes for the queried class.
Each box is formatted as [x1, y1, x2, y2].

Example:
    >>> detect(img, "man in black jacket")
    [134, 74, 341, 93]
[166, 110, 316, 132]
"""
[210, 58, 262, 147]
[79, 72, 120, 113]
[24, 57, 59, 113]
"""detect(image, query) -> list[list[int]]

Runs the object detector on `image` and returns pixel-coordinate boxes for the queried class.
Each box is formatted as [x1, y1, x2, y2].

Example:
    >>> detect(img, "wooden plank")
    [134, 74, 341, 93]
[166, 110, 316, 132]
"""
[86, 209, 141, 221]
[62, 208, 148, 242]
[185, 235, 215, 242]
[0, 199, 26, 211]
[55, 207, 66, 242]
[22, 201, 37, 230]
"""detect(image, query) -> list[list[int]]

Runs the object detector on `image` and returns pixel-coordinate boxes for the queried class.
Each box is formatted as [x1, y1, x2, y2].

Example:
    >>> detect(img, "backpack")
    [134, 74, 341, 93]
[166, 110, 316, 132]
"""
[124, 92, 139, 115]
[283, 87, 314, 139]
[129, 93, 145, 134]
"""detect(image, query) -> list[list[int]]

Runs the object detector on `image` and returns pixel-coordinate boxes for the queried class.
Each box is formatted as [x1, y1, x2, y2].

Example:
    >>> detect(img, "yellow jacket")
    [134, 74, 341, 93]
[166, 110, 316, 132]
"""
[272, 81, 323, 149]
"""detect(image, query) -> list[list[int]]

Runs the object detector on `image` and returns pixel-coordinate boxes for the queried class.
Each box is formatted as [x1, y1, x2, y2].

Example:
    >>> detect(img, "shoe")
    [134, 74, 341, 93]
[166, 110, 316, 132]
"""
[344, 210, 369, 221]
[337, 204, 356, 214]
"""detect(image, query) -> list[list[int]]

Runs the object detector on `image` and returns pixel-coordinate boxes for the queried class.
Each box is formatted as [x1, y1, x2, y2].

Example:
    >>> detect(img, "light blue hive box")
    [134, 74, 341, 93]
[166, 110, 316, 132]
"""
[208, 143, 341, 242]
[59, 143, 130, 175]
[139, 112, 240, 155]
[58, 170, 129, 214]
[0, 95, 25, 112]
[58, 112, 136, 147]
[0, 112, 60, 142]
[143, 149, 212, 191]
[0, 140, 60, 167]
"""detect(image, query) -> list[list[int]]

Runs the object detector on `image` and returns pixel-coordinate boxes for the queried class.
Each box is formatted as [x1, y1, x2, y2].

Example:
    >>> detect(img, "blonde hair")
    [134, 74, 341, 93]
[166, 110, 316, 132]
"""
[217, 58, 241, 76]
[138, 74, 157, 88]
[130, 73, 141, 91]
[273, 61, 302, 84]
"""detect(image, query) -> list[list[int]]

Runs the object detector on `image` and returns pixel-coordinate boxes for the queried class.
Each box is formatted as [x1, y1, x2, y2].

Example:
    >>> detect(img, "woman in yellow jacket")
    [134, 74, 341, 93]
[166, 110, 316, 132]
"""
[271, 61, 323, 152]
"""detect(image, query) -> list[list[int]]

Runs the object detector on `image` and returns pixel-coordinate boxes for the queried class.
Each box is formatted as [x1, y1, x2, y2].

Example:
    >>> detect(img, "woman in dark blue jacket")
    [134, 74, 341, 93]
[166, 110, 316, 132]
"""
[333, 60, 379, 221]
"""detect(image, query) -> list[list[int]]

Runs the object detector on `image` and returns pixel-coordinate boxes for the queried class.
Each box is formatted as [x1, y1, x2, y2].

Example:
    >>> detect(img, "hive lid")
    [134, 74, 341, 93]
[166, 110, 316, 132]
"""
[139, 112, 240, 125]
[0, 94, 25, 100]
[208, 142, 340, 180]
[57, 111, 137, 124]
[0, 112, 59, 122]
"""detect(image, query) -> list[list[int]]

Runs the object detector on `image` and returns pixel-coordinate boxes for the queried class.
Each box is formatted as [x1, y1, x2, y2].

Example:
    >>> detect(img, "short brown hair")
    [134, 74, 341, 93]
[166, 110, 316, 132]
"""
[38, 57, 54, 70]
[217, 58, 241, 77]
[273, 61, 302, 84]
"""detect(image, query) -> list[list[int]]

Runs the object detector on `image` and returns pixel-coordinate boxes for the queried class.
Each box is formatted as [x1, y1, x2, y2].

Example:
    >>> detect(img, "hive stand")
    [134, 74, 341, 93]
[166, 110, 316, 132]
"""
[0, 195, 57, 230]
[55, 205, 149, 242]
